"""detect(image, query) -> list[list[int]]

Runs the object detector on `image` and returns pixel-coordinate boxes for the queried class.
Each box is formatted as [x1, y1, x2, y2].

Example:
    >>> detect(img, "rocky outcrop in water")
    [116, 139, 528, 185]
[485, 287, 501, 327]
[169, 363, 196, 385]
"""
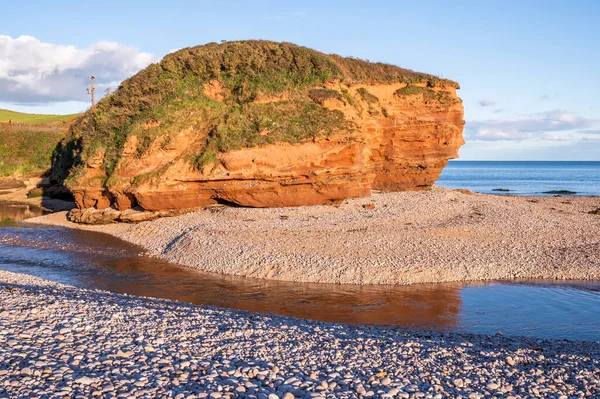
[51, 40, 464, 215]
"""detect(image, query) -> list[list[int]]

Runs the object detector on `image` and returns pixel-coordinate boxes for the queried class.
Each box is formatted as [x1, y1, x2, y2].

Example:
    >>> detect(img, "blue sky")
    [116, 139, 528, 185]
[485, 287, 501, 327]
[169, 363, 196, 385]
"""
[1, 0, 599, 160]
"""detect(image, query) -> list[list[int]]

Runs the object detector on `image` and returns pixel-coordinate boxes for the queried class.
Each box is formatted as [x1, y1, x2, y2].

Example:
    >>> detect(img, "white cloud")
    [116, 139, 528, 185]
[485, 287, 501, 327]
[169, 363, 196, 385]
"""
[0, 35, 154, 105]
[575, 129, 600, 135]
[472, 128, 529, 141]
[466, 110, 599, 141]
[459, 138, 600, 161]
[539, 133, 574, 141]
[478, 99, 496, 107]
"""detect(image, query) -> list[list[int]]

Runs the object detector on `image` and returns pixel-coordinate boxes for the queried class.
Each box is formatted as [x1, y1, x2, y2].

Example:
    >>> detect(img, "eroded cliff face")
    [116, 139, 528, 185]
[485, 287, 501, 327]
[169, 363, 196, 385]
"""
[68, 81, 464, 212]
[51, 41, 464, 221]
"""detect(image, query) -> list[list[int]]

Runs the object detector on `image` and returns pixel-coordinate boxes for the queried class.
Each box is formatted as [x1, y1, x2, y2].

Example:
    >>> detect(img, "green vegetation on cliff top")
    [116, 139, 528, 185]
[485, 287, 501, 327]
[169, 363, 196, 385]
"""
[55, 40, 457, 187]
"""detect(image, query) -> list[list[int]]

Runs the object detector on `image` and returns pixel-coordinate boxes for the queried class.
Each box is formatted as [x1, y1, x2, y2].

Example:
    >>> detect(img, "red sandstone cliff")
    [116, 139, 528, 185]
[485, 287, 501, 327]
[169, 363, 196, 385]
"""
[71, 81, 463, 212]
[51, 41, 464, 221]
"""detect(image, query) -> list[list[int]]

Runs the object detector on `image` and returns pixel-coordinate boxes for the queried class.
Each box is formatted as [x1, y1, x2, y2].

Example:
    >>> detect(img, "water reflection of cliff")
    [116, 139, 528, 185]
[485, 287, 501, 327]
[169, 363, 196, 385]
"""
[0, 203, 45, 224]
[91, 255, 462, 330]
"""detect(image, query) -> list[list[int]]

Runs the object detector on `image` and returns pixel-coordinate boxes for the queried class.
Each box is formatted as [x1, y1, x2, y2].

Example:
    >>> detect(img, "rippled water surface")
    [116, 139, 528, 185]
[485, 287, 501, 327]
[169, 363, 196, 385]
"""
[438, 161, 600, 195]
[1, 204, 599, 342]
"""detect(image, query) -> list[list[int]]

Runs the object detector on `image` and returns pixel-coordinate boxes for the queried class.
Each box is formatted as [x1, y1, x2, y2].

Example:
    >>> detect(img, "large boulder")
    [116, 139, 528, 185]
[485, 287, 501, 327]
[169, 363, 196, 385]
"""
[51, 40, 464, 213]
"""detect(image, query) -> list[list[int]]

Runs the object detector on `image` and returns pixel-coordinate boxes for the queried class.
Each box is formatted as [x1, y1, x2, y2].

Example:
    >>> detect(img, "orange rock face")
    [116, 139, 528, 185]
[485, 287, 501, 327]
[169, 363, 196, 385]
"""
[70, 82, 464, 211]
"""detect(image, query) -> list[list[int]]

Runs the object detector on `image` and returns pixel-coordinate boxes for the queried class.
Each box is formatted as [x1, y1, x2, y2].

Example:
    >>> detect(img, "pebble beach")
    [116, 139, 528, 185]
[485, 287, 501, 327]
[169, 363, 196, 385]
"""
[29, 187, 600, 285]
[1, 270, 599, 399]
[5, 187, 600, 398]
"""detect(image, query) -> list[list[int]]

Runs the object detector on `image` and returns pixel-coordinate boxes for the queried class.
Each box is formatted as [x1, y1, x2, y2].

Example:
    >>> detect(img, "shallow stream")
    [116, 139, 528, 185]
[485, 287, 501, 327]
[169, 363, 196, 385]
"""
[1, 203, 599, 342]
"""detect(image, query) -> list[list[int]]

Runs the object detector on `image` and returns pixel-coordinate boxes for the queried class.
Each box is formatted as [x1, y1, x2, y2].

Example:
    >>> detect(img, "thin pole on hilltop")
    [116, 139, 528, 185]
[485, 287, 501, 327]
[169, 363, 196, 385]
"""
[87, 76, 95, 108]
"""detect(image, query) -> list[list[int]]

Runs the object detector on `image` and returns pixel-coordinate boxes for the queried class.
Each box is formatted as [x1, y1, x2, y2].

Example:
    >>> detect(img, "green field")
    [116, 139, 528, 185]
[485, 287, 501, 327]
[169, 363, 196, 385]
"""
[0, 108, 79, 124]
[0, 109, 80, 177]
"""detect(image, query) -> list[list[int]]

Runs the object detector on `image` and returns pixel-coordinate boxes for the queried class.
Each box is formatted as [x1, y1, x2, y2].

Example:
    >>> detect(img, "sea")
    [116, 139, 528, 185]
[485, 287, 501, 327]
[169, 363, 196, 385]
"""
[438, 161, 600, 196]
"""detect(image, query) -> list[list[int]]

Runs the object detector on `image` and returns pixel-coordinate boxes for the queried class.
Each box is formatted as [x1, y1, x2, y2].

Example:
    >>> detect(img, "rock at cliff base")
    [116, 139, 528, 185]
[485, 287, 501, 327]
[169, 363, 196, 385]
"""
[543, 190, 577, 195]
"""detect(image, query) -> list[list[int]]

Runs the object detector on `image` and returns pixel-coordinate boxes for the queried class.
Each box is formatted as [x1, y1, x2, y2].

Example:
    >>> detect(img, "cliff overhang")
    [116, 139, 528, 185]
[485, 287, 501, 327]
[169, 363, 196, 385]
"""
[50, 40, 465, 222]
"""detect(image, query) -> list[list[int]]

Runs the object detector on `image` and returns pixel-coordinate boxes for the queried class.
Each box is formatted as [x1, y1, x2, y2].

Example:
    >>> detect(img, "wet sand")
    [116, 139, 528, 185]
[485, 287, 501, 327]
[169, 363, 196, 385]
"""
[29, 187, 600, 285]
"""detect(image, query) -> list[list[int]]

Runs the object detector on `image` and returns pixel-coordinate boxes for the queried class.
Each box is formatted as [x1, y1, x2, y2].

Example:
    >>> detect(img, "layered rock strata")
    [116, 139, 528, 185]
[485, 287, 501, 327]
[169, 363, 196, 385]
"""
[51, 41, 464, 216]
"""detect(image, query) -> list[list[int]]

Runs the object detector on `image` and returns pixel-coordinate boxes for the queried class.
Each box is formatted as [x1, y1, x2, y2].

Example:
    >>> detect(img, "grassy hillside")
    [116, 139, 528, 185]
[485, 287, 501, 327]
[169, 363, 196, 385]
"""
[0, 110, 79, 177]
[54, 40, 457, 187]
[0, 109, 78, 124]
